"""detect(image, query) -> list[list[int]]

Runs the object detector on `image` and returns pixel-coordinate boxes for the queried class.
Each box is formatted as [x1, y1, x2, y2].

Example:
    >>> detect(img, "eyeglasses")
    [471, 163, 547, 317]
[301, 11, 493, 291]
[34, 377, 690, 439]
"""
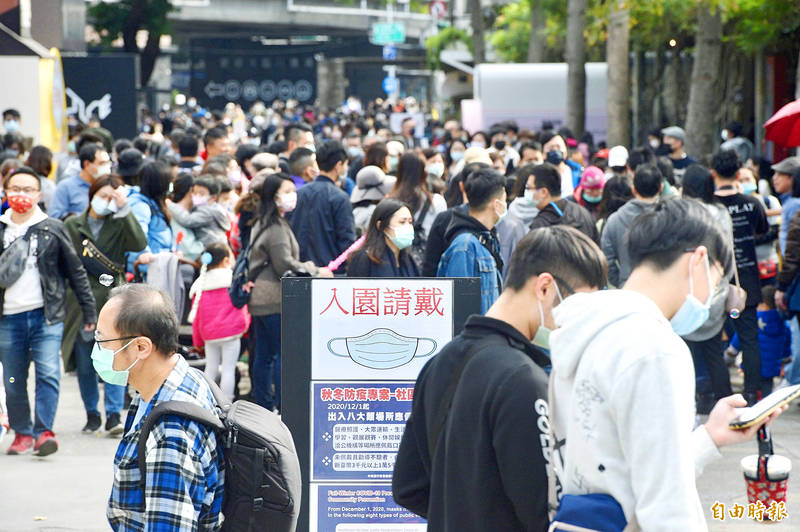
[94, 332, 138, 343]
[7, 186, 40, 194]
[552, 275, 576, 297]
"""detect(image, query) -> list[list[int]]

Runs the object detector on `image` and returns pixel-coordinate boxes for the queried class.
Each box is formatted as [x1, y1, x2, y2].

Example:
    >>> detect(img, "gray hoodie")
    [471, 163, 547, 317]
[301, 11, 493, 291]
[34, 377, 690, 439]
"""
[600, 200, 652, 287]
[168, 202, 231, 247]
[507, 197, 539, 228]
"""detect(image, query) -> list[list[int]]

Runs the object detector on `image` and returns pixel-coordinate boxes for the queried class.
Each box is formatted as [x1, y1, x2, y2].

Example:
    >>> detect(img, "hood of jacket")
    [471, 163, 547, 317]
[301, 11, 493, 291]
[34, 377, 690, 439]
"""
[189, 267, 233, 299]
[508, 197, 539, 225]
[612, 199, 652, 227]
[0, 206, 49, 231]
[443, 208, 491, 242]
[550, 289, 670, 379]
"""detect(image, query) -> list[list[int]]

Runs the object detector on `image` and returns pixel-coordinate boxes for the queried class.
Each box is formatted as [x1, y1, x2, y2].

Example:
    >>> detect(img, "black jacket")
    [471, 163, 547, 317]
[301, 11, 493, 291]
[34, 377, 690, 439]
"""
[393, 315, 552, 531]
[0, 217, 96, 325]
[530, 198, 599, 243]
[422, 204, 468, 277]
[443, 209, 504, 273]
[346, 246, 420, 278]
[779, 208, 800, 290]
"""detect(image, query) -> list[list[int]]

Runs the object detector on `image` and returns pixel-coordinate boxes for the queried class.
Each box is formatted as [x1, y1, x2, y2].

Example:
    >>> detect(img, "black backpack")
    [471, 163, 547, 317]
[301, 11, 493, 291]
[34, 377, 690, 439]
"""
[229, 224, 269, 309]
[410, 197, 432, 266]
[138, 371, 301, 531]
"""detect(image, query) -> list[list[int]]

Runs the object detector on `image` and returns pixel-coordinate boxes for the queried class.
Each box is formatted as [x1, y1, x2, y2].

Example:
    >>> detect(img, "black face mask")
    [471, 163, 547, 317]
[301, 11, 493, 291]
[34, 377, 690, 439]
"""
[494, 140, 506, 150]
[546, 150, 564, 165]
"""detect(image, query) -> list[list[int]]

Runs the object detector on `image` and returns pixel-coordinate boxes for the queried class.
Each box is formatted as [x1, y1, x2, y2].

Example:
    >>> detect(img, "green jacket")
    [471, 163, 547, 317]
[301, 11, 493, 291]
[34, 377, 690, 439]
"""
[61, 207, 148, 368]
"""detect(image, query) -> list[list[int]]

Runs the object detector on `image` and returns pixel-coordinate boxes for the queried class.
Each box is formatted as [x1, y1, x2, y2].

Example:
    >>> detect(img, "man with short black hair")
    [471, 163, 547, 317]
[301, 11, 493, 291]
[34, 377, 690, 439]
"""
[285, 123, 315, 154]
[288, 147, 318, 189]
[178, 135, 200, 173]
[712, 148, 769, 403]
[289, 140, 356, 265]
[437, 168, 507, 313]
[601, 163, 663, 286]
[551, 198, 780, 530]
[1, 167, 96, 456]
[50, 144, 111, 219]
[97, 284, 223, 530]
[529, 162, 598, 242]
[395, 226, 608, 531]
[519, 141, 543, 166]
[203, 127, 231, 160]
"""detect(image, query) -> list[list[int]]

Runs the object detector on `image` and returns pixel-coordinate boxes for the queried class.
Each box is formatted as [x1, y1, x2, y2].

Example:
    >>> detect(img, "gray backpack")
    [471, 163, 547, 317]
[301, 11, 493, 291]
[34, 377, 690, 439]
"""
[138, 371, 301, 531]
[0, 226, 32, 289]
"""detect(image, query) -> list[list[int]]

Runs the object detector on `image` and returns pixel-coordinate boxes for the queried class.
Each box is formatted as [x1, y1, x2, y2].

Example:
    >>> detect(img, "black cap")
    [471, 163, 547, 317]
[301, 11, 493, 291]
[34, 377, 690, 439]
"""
[117, 148, 144, 177]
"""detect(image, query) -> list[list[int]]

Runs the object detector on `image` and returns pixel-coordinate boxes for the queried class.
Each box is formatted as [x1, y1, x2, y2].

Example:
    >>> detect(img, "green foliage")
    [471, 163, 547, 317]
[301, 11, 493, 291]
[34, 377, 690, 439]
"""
[490, 0, 569, 62]
[728, 0, 800, 53]
[88, 0, 177, 48]
[425, 27, 472, 70]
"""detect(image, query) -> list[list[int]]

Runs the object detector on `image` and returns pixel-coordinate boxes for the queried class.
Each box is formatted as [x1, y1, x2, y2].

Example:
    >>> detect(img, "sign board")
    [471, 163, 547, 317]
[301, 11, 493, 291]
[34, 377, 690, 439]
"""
[371, 22, 405, 45]
[382, 75, 399, 94]
[190, 45, 316, 108]
[382, 44, 398, 61]
[429, 0, 447, 19]
[282, 277, 481, 532]
[62, 54, 139, 140]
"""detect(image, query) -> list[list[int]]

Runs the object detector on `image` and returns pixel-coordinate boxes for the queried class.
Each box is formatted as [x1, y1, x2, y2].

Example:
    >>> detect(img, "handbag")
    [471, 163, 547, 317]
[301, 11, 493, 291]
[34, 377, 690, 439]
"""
[80, 239, 125, 280]
[726, 248, 747, 319]
[0, 227, 32, 289]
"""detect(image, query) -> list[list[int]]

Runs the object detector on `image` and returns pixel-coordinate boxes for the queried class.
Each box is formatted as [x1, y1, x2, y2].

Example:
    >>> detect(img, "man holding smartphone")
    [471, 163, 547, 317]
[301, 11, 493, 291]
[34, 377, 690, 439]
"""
[550, 199, 784, 530]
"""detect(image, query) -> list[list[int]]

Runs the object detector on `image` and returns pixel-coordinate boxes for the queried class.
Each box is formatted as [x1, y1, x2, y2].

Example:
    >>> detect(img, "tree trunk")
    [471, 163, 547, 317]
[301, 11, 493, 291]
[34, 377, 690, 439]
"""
[527, 0, 546, 63]
[606, 3, 630, 147]
[140, 30, 161, 87]
[469, 0, 485, 64]
[685, 4, 722, 158]
[566, 0, 587, 136]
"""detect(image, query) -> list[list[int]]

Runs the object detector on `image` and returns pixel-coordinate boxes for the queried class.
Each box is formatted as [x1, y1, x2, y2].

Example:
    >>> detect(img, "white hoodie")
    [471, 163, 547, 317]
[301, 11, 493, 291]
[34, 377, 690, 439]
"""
[1, 206, 48, 316]
[549, 290, 721, 531]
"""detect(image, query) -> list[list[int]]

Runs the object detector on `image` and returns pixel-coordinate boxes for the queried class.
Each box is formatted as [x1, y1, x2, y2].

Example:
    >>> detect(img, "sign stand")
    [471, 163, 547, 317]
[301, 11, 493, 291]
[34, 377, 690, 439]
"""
[282, 277, 480, 532]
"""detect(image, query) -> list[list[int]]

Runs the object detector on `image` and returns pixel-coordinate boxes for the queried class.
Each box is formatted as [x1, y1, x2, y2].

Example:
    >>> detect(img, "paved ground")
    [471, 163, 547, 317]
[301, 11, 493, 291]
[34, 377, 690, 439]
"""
[0, 367, 798, 531]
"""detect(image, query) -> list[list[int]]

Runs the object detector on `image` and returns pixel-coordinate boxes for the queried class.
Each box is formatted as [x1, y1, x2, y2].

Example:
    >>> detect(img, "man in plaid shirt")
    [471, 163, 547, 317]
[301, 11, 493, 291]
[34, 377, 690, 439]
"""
[94, 284, 224, 531]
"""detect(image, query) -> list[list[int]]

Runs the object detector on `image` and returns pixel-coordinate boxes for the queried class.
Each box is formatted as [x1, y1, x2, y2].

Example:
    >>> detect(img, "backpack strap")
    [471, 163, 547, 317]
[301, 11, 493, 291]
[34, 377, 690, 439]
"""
[137, 400, 225, 492]
[427, 339, 498, 462]
[245, 222, 272, 281]
[415, 197, 432, 231]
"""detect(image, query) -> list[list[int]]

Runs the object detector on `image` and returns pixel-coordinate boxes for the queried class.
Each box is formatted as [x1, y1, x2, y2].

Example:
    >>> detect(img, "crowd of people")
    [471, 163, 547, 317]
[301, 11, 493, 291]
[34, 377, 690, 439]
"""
[0, 97, 797, 529]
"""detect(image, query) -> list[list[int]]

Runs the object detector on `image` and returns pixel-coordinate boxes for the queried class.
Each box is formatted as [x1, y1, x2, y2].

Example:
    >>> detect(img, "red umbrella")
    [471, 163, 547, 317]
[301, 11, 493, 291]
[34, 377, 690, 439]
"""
[764, 99, 800, 148]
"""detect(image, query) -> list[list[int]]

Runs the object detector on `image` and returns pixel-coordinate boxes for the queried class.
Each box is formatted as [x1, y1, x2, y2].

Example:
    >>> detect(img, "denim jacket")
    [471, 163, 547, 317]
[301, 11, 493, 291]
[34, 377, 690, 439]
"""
[437, 231, 501, 314]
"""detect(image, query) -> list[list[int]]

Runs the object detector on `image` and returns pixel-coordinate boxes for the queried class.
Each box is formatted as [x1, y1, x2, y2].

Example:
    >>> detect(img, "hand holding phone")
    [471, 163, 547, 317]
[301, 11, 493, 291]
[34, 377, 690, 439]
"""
[729, 385, 800, 430]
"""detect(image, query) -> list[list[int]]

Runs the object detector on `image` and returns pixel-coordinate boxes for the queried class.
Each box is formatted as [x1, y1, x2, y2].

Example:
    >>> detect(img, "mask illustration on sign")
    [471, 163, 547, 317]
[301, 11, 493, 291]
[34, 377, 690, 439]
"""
[327, 328, 438, 370]
[66, 88, 112, 125]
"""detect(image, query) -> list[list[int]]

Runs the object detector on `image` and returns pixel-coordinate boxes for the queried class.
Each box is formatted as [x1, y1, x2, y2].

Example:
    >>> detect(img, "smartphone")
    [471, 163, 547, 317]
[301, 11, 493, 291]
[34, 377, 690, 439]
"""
[729, 384, 800, 430]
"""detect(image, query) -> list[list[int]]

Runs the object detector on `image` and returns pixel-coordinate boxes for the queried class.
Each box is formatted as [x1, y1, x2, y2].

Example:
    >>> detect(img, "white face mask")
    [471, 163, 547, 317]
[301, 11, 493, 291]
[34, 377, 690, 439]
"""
[427, 162, 445, 178]
[277, 191, 297, 213]
[94, 163, 112, 178]
[533, 282, 564, 352]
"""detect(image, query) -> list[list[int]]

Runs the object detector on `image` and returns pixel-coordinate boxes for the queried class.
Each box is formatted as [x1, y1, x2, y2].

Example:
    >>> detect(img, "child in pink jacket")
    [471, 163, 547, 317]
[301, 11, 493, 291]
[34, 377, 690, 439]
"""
[189, 241, 251, 400]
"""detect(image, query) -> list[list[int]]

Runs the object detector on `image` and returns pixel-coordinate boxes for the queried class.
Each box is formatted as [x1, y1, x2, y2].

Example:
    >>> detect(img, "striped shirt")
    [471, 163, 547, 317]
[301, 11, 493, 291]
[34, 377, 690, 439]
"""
[107, 356, 224, 531]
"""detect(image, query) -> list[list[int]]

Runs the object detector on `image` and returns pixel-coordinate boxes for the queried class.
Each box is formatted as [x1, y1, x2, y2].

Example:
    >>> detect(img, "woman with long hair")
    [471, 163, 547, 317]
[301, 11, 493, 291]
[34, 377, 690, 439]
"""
[363, 142, 390, 173]
[25, 145, 56, 212]
[681, 163, 734, 414]
[127, 160, 174, 272]
[347, 198, 419, 277]
[389, 152, 446, 239]
[247, 173, 333, 411]
[596, 176, 633, 236]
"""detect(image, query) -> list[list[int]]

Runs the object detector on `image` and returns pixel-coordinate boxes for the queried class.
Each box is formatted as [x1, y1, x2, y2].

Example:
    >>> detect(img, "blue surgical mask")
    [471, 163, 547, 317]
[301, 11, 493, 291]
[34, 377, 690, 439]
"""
[387, 224, 414, 250]
[450, 151, 464, 162]
[670, 254, 713, 336]
[91, 196, 113, 216]
[328, 328, 437, 369]
[524, 189, 536, 205]
[388, 156, 399, 171]
[4, 120, 19, 133]
[742, 182, 757, 195]
[533, 282, 564, 353]
[91, 338, 139, 386]
[583, 192, 602, 203]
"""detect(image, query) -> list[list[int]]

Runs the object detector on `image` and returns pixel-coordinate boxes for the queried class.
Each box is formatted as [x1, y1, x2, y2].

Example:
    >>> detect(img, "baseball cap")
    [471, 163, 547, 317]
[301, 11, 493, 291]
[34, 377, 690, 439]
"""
[661, 126, 686, 143]
[463, 146, 492, 166]
[579, 166, 606, 190]
[772, 156, 800, 176]
[608, 146, 628, 168]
